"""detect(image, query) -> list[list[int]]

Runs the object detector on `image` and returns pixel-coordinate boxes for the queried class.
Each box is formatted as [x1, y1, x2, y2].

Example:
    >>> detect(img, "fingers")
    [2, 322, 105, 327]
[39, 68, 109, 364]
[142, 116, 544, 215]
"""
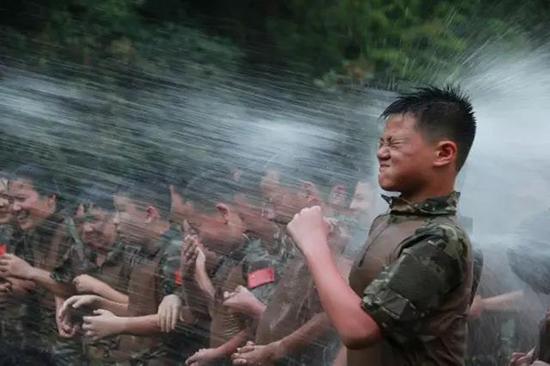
[158, 306, 166, 332]
[170, 304, 178, 331]
[59, 297, 78, 319]
[235, 342, 256, 355]
[233, 359, 248, 365]
[72, 296, 91, 309]
[185, 352, 199, 365]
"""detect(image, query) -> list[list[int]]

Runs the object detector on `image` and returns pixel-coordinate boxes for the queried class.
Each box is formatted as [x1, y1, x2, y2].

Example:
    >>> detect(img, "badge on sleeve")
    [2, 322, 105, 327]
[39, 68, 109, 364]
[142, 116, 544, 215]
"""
[174, 270, 183, 286]
[247, 267, 275, 289]
[0, 244, 6, 256]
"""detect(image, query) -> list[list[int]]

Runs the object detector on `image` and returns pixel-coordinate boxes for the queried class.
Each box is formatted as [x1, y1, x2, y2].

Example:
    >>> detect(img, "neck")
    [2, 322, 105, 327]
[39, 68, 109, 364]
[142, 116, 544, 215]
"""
[401, 175, 455, 204]
[143, 220, 170, 252]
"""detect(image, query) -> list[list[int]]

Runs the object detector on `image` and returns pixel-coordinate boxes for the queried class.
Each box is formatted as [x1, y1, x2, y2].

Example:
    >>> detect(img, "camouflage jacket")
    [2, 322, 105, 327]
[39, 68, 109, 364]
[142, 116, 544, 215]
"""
[348, 192, 473, 366]
[51, 240, 133, 294]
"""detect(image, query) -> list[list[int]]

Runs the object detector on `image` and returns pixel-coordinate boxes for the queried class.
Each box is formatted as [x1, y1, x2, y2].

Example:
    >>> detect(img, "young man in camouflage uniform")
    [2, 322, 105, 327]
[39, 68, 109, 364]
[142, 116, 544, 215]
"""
[0, 170, 35, 352]
[63, 180, 184, 365]
[55, 186, 135, 365]
[287, 86, 476, 366]
[231, 180, 349, 366]
[183, 173, 296, 365]
[0, 164, 78, 362]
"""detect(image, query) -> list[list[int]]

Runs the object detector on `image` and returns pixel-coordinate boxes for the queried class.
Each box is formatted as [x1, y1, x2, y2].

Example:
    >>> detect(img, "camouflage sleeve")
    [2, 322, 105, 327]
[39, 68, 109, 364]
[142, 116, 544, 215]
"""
[159, 238, 183, 298]
[50, 245, 77, 284]
[361, 223, 469, 344]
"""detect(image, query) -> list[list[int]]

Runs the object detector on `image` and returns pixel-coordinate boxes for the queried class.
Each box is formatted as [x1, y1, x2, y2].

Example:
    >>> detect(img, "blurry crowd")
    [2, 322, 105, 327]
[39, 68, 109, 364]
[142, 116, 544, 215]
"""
[0, 163, 548, 365]
[0, 162, 377, 365]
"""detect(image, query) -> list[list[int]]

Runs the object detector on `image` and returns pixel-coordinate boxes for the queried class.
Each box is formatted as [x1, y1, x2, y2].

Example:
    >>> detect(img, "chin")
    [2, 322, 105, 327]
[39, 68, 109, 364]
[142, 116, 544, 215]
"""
[18, 220, 34, 231]
[0, 215, 11, 225]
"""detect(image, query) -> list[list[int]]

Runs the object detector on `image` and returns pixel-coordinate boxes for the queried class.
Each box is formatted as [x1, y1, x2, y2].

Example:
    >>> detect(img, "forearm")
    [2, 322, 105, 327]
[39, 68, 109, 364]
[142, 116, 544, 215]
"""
[96, 297, 130, 316]
[214, 330, 248, 358]
[304, 244, 381, 349]
[119, 314, 161, 336]
[277, 313, 331, 358]
[483, 291, 524, 312]
[29, 268, 75, 298]
[195, 268, 215, 304]
[247, 298, 267, 320]
[91, 281, 128, 303]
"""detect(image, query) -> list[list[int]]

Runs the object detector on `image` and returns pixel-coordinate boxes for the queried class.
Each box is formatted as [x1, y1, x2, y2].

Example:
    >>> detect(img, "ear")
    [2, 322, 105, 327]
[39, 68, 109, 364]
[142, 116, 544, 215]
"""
[145, 206, 161, 224]
[303, 181, 323, 206]
[47, 194, 57, 211]
[216, 203, 231, 224]
[434, 140, 457, 168]
[75, 203, 86, 217]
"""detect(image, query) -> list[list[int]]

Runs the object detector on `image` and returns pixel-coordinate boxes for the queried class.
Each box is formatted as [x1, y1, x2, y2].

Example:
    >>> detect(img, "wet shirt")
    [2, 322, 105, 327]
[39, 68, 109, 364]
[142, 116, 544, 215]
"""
[208, 238, 251, 348]
[9, 213, 76, 349]
[209, 227, 296, 349]
[348, 192, 473, 366]
[244, 225, 295, 305]
[51, 240, 133, 294]
[113, 225, 183, 362]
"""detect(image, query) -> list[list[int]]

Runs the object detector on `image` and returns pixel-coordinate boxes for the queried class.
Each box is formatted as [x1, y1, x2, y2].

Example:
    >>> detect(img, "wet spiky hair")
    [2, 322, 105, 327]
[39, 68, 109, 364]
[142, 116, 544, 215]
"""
[382, 86, 476, 171]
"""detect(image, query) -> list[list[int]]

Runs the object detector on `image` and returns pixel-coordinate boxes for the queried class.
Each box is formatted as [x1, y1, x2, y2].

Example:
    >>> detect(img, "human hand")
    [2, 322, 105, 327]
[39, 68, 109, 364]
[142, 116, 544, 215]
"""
[223, 285, 260, 315]
[59, 294, 99, 324]
[185, 347, 223, 365]
[287, 206, 330, 257]
[158, 294, 182, 332]
[0, 254, 34, 279]
[468, 295, 484, 320]
[231, 341, 281, 366]
[73, 274, 102, 294]
[82, 309, 123, 341]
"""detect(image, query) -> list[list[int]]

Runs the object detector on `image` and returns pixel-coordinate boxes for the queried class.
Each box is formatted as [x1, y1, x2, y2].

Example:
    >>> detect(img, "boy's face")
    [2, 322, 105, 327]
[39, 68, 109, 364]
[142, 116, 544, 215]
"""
[185, 203, 245, 254]
[113, 194, 148, 246]
[328, 184, 348, 208]
[349, 181, 372, 213]
[77, 207, 117, 252]
[377, 114, 435, 195]
[0, 178, 12, 225]
[9, 179, 55, 231]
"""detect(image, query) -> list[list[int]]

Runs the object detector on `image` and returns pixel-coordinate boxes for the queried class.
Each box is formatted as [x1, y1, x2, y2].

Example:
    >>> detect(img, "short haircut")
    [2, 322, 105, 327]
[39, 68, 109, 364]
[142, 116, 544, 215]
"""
[381, 86, 476, 171]
[79, 185, 116, 213]
[117, 179, 171, 219]
[12, 163, 60, 198]
[183, 170, 241, 214]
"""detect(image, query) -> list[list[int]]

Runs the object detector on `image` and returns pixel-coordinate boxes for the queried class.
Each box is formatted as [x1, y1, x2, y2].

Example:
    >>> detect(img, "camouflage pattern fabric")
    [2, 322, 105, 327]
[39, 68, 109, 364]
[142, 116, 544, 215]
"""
[349, 191, 473, 366]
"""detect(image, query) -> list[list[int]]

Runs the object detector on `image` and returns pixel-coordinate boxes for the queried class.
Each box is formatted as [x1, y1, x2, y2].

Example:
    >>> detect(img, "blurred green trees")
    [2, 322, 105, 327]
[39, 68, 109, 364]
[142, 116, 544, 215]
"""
[1, 0, 547, 86]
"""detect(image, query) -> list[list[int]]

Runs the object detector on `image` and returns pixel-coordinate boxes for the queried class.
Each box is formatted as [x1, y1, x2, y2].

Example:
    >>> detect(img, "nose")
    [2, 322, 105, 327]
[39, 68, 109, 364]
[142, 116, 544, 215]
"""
[113, 212, 120, 227]
[11, 202, 21, 213]
[377, 144, 390, 162]
[83, 222, 93, 233]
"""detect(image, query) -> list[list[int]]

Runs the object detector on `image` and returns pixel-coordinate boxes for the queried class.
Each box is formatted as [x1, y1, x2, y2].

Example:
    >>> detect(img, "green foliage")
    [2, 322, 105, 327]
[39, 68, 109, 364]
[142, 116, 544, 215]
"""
[265, 0, 543, 88]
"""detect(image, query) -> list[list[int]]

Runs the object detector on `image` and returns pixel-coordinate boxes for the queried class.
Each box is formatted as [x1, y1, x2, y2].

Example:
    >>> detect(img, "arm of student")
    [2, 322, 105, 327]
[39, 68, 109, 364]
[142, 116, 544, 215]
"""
[289, 207, 468, 350]
[300, 242, 381, 349]
[7, 277, 36, 297]
[277, 312, 332, 357]
[73, 274, 128, 303]
[0, 254, 75, 298]
[62, 294, 129, 318]
[28, 267, 75, 298]
[194, 249, 216, 305]
[482, 290, 524, 312]
[82, 311, 163, 340]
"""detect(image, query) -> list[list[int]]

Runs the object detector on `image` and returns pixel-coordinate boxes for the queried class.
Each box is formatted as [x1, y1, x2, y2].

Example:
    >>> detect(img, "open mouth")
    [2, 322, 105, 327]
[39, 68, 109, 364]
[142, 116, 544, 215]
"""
[16, 211, 30, 223]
